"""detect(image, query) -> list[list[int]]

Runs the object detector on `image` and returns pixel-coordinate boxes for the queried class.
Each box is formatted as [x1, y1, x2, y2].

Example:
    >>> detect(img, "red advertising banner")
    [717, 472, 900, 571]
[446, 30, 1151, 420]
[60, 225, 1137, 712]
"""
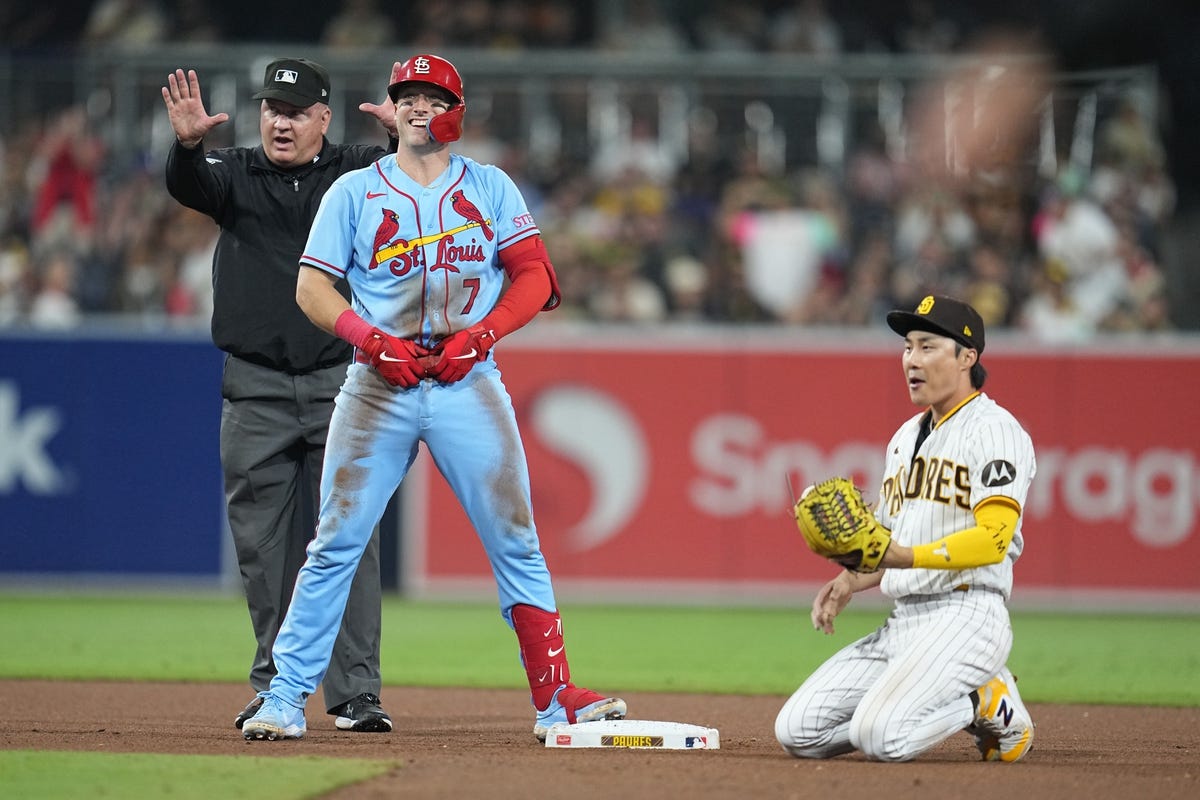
[409, 331, 1200, 602]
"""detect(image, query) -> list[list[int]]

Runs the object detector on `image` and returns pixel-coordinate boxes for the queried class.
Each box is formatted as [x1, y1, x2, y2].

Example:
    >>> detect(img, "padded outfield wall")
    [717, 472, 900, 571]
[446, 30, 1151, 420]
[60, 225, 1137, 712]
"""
[2, 324, 1198, 610]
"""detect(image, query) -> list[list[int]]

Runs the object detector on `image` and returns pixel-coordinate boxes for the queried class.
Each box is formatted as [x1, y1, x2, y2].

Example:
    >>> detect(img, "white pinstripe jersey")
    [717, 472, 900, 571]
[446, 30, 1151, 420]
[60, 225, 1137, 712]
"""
[876, 392, 1035, 600]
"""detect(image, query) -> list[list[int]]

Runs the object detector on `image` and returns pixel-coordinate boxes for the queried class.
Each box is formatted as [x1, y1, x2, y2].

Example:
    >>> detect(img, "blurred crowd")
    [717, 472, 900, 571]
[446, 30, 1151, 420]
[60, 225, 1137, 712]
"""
[0, 0, 1180, 338]
[0, 0, 985, 53]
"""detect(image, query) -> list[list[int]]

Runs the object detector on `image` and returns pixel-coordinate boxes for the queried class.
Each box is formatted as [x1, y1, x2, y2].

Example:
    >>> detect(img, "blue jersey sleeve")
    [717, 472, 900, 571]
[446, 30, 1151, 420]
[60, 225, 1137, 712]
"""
[300, 175, 361, 278]
[482, 165, 540, 249]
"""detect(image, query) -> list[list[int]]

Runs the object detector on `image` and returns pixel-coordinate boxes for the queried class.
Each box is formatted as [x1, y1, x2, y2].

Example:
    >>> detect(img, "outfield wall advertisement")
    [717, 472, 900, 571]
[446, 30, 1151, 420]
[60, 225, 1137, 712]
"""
[2, 330, 1198, 605]
[412, 332, 1200, 602]
[0, 333, 225, 577]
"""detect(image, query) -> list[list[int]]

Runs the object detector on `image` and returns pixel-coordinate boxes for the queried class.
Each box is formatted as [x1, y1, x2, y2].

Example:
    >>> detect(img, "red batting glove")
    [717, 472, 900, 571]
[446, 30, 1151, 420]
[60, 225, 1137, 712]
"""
[429, 323, 496, 383]
[359, 328, 426, 387]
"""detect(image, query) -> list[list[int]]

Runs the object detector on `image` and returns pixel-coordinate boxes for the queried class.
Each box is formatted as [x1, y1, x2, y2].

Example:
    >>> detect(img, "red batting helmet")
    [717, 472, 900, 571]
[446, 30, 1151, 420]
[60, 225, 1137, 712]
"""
[387, 54, 464, 105]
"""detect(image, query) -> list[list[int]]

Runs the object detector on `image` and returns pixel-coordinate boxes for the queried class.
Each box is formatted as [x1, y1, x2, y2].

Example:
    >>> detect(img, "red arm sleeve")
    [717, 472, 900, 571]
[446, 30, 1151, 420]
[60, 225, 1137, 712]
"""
[499, 235, 561, 310]
[483, 235, 562, 339]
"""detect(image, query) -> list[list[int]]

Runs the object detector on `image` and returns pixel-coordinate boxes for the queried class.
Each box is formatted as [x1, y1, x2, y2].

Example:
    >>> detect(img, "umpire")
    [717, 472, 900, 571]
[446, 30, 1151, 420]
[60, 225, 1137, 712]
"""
[162, 58, 397, 732]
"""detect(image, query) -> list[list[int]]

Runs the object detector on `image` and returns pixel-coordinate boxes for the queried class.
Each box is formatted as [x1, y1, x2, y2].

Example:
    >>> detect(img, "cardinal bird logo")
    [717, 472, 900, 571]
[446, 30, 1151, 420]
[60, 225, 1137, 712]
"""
[373, 208, 400, 254]
[450, 190, 493, 240]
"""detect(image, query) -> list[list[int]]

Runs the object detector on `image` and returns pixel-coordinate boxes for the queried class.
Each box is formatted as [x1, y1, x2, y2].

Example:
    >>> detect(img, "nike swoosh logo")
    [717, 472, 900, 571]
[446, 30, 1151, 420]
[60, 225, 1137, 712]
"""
[378, 353, 408, 362]
[537, 670, 549, 683]
[367, 191, 386, 199]
[449, 348, 478, 360]
[547, 645, 564, 657]
[543, 625, 556, 638]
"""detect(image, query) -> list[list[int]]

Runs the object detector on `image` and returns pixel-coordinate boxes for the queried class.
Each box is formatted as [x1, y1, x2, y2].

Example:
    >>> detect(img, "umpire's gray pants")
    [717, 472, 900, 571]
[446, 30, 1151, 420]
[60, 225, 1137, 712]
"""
[220, 355, 382, 713]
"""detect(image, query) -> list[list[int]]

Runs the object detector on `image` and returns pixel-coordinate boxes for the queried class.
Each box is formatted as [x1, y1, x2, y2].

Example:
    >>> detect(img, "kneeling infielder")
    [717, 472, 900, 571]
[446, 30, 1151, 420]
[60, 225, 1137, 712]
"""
[777, 295, 1036, 763]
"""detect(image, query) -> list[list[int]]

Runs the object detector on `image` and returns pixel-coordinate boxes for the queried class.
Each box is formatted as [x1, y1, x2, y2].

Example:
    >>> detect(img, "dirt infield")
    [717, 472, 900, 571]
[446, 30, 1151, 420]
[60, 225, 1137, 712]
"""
[2, 680, 1197, 799]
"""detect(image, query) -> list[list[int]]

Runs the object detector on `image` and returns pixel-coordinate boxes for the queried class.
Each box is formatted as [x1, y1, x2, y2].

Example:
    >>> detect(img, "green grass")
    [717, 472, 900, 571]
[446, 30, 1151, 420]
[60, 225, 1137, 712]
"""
[1, 594, 1197, 705]
[0, 751, 395, 800]
[2, 592, 1197, 798]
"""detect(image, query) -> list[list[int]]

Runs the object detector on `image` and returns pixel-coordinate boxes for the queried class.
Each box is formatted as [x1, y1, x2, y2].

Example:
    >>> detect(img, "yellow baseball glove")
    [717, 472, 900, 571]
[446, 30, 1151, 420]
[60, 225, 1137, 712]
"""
[794, 477, 892, 573]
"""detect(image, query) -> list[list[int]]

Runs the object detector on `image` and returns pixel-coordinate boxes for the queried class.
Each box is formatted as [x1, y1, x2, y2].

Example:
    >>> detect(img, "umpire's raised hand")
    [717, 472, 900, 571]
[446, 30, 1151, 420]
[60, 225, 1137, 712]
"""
[161, 68, 230, 150]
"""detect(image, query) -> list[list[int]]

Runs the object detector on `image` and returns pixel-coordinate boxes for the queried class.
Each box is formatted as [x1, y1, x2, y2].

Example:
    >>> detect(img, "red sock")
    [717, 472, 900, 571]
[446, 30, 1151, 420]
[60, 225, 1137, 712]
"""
[512, 604, 570, 711]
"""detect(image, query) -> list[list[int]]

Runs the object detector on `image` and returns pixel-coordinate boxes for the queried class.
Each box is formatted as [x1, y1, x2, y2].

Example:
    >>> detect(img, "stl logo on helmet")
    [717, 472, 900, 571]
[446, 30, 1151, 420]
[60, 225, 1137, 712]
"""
[412, 56, 432, 74]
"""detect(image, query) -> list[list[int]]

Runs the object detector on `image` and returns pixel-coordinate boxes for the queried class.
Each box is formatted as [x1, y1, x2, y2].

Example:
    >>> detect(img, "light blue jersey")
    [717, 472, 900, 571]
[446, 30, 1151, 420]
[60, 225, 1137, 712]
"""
[301, 153, 540, 345]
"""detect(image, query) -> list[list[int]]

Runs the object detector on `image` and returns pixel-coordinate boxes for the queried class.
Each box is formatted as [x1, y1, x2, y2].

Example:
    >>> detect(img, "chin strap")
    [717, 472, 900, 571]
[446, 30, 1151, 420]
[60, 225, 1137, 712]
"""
[429, 103, 465, 143]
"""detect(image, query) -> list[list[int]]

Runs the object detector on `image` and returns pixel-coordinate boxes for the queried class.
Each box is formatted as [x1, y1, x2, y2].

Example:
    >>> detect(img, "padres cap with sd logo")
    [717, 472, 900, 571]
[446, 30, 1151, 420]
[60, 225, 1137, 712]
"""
[886, 295, 985, 353]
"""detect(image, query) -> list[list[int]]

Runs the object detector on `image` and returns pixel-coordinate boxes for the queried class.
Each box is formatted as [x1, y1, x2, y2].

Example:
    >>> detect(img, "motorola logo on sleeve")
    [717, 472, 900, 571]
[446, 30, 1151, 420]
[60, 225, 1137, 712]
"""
[981, 460, 1017, 487]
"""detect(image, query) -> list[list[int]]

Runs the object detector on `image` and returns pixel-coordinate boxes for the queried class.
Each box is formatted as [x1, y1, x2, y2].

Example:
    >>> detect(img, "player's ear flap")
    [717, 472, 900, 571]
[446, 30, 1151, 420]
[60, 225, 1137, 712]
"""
[429, 103, 465, 143]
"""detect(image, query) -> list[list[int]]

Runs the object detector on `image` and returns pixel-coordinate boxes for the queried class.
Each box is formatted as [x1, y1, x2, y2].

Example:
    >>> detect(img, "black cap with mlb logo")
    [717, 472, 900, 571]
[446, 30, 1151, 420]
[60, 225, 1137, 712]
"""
[252, 58, 330, 107]
[886, 295, 986, 354]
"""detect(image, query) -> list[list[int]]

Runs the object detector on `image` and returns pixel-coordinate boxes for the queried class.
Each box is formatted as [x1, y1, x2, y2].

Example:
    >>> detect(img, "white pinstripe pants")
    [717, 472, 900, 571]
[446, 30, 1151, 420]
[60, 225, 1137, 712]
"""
[775, 589, 1011, 762]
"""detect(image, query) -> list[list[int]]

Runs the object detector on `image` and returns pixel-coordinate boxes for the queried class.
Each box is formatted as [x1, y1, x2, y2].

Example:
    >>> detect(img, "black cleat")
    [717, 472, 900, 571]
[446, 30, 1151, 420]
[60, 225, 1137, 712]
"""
[234, 695, 264, 729]
[330, 692, 393, 732]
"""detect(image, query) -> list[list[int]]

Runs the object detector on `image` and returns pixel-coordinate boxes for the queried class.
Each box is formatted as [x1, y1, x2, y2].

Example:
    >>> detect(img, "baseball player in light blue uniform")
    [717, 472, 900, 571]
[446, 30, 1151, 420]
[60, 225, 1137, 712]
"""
[240, 54, 626, 743]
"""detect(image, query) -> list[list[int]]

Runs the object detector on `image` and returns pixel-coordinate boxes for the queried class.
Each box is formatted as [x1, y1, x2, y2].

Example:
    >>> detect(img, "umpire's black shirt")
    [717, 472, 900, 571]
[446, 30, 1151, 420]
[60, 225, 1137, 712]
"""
[166, 138, 388, 374]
